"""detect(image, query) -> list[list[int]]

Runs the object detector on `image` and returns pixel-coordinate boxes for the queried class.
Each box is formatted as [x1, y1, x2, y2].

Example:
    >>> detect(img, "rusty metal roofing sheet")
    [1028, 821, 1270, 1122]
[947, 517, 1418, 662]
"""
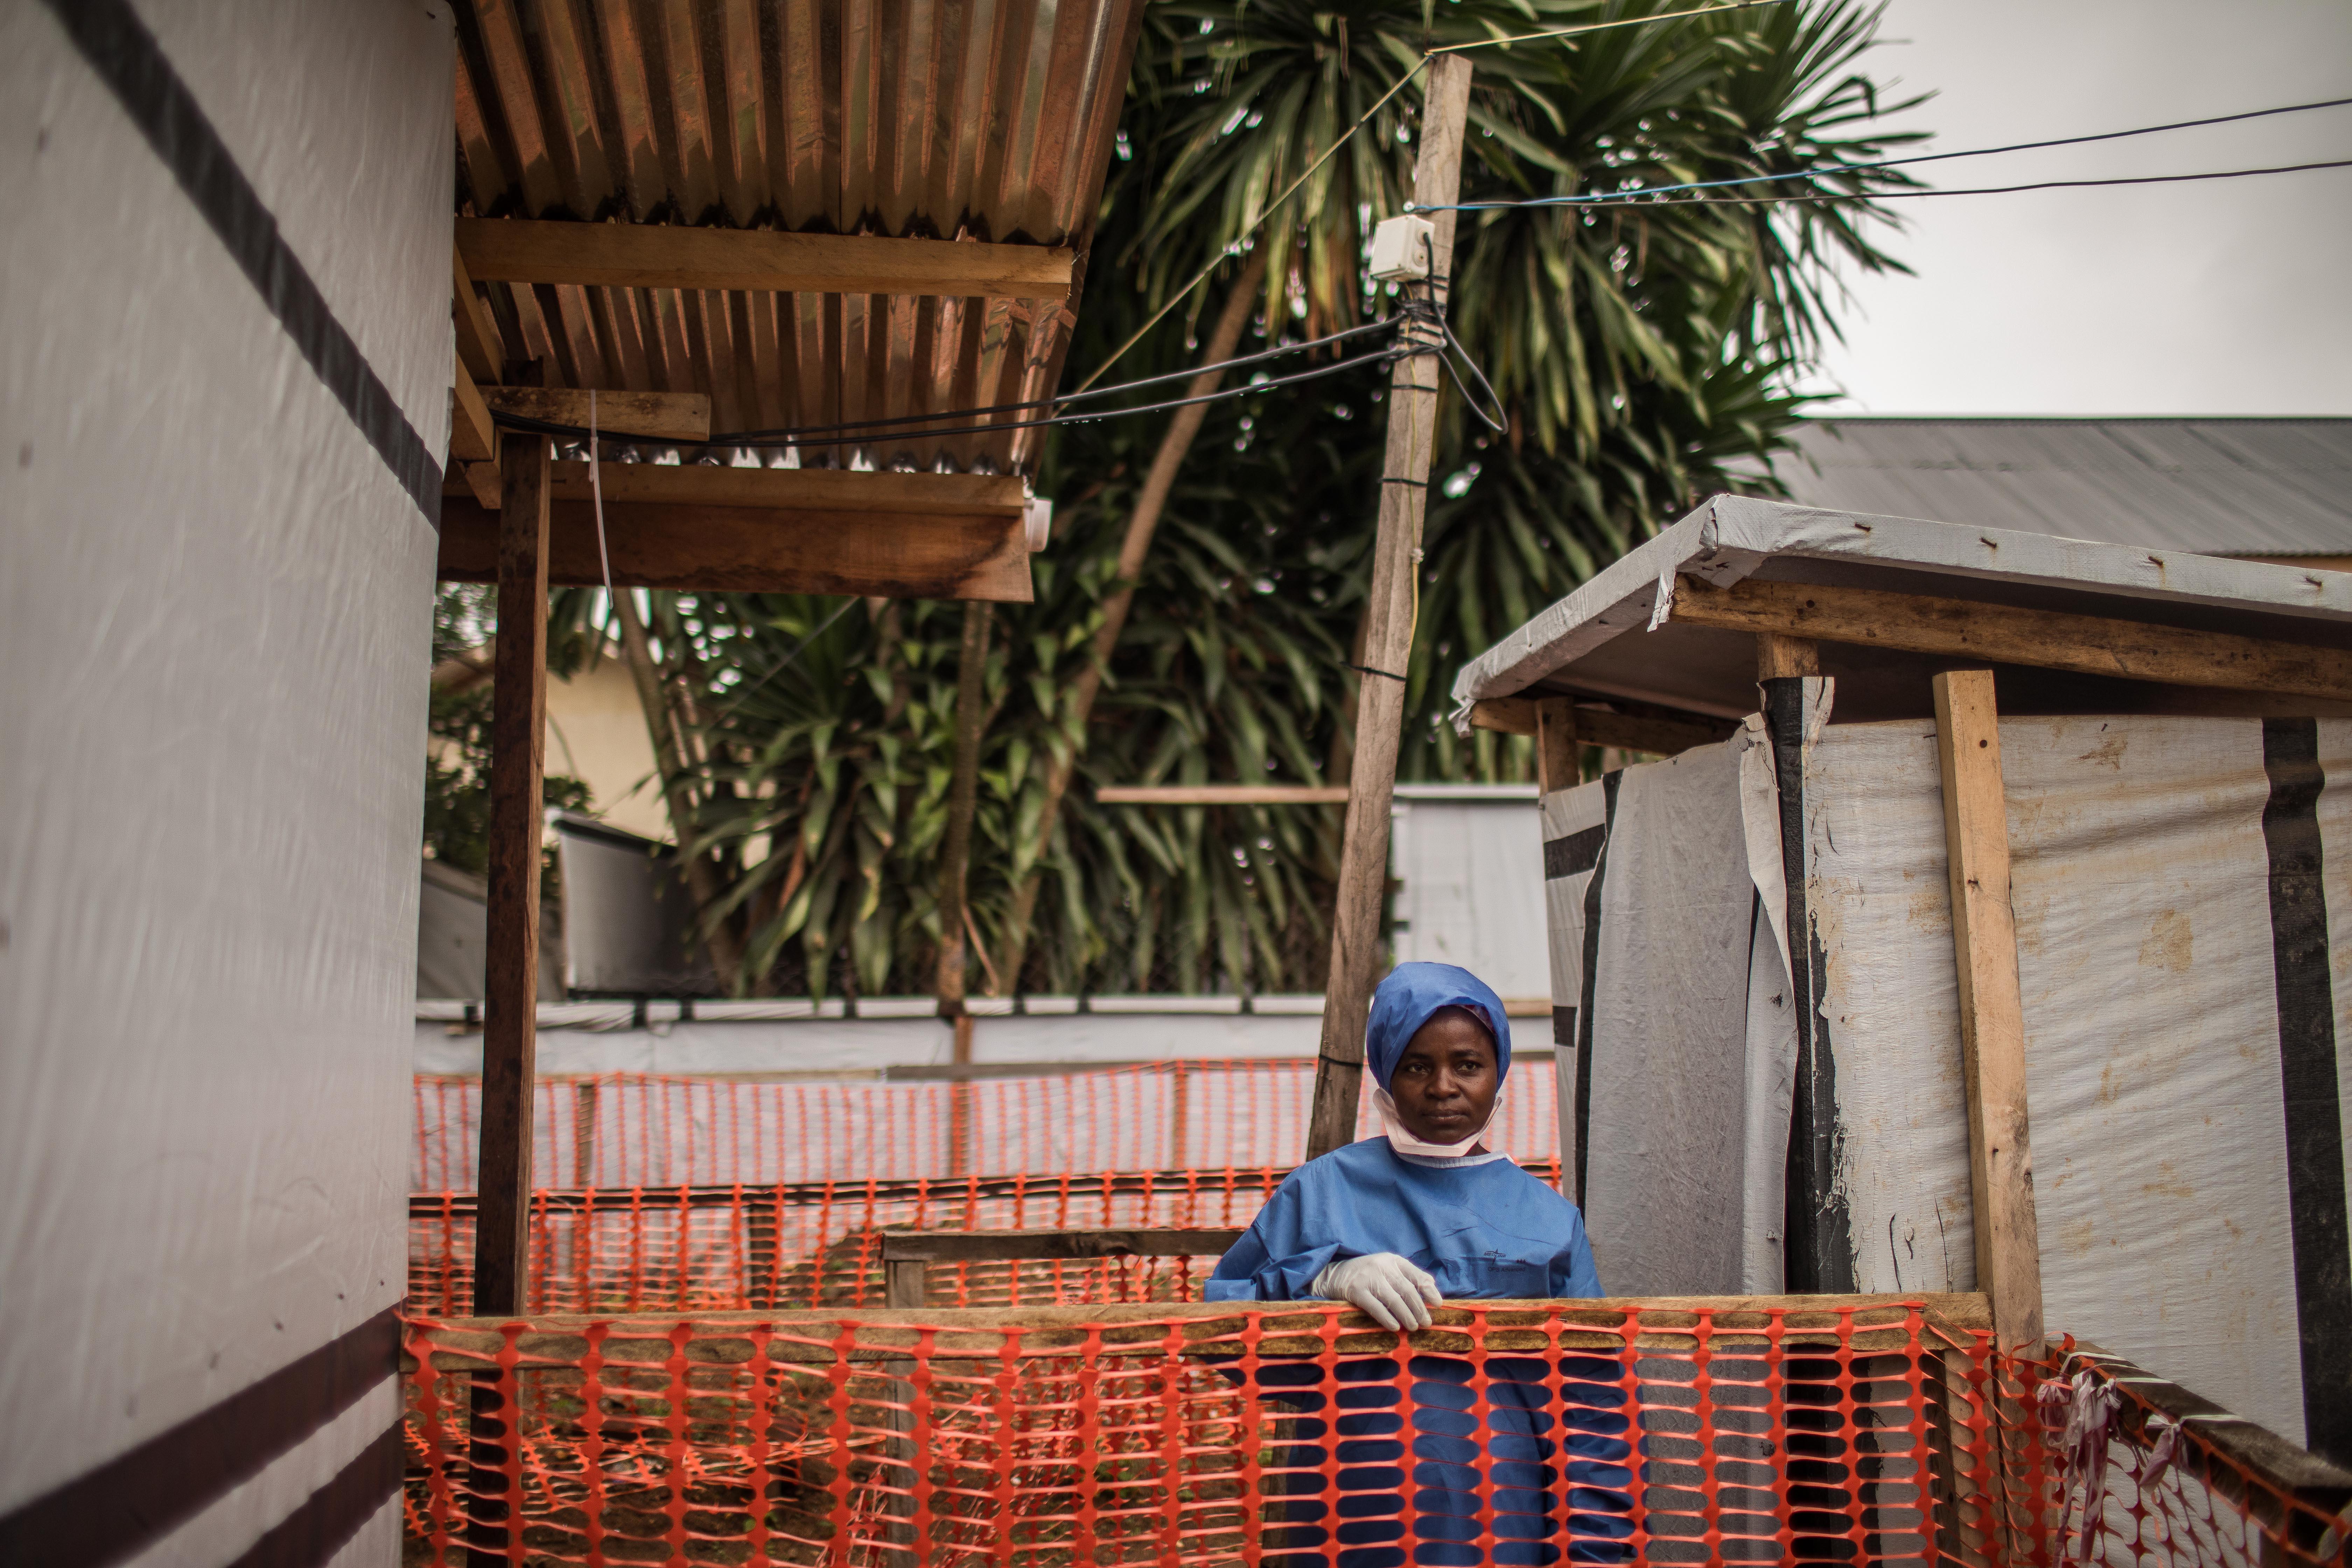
[451, 0, 1143, 475]
[1741, 417, 2352, 558]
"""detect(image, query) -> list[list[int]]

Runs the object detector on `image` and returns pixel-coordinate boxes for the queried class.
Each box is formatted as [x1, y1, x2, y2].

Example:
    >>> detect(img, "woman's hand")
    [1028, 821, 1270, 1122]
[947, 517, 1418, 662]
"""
[1310, 1253, 1441, 1331]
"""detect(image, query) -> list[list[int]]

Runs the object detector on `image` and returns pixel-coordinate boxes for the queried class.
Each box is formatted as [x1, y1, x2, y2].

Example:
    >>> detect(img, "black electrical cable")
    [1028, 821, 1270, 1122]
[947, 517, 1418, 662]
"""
[1513, 156, 2352, 208]
[714, 316, 1396, 444]
[488, 331, 1415, 450]
[1416, 92, 2352, 211]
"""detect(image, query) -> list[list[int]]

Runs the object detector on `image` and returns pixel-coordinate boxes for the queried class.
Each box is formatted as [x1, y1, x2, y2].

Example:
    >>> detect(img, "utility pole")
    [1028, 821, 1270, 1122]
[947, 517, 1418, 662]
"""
[1304, 54, 1476, 1160]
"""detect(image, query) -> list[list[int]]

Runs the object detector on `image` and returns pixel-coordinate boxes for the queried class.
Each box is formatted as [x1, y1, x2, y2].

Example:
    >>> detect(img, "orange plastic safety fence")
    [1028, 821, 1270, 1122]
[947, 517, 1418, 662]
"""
[413, 1065, 1561, 1191]
[400, 1300, 1982, 1568]
[408, 1163, 1562, 1317]
[1984, 1342, 2352, 1568]
[410, 1067, 1563, 1316]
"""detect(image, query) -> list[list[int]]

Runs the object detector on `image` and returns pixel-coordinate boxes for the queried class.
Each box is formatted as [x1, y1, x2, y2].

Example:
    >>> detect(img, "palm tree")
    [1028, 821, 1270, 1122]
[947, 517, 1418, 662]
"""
[588, 0, 1925, 1000]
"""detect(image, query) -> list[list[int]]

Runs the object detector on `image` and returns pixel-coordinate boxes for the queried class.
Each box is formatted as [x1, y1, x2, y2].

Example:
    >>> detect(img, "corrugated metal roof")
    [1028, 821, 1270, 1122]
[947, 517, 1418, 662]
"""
[1741, 418, 2352, 558]
[451, 0, 1142, 475]
[1449, 495, 2352, 724]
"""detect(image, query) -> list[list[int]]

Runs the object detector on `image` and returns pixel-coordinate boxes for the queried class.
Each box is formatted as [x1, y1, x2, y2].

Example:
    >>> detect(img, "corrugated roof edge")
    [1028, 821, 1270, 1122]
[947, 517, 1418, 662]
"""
[1447, 493, 2352, 723]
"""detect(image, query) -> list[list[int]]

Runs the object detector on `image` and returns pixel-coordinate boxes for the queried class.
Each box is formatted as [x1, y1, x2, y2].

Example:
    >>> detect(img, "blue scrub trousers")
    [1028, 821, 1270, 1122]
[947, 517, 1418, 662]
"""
[1250, 1353, 1637, 1567]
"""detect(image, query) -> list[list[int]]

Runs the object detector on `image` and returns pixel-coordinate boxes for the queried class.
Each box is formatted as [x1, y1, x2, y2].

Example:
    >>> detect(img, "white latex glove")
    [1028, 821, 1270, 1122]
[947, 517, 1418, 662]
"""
[1311, 1253, 1441, 1331]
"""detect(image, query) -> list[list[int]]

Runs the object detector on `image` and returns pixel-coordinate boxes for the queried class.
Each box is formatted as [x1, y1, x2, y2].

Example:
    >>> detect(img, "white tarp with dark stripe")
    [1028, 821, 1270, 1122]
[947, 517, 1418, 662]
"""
[1545, 712, 2352, 1456]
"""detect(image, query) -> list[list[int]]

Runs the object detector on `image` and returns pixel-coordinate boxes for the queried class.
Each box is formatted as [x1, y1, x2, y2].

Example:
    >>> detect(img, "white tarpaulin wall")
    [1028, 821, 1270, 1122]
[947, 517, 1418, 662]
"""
[0, 2, 450, 1563]
[1545, 711, 2351, 1452]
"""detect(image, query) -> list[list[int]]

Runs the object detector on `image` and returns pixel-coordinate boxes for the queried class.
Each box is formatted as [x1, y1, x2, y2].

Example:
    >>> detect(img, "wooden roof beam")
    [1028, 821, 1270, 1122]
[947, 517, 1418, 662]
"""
[1095, 785, 1350, 805]
[437, 496, 1032, 602]
[457, 218, 1074, 300]
[1666, 574, 2352, 704]
[1468, 696, 1736, 757]
[480, 387, 711, 443]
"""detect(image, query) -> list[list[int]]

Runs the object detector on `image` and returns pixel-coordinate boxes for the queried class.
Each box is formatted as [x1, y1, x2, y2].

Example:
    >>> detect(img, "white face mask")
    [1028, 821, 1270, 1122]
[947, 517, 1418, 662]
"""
[1373, 1079, 1505, 1159]
[1373, 1000, 1506, 1157]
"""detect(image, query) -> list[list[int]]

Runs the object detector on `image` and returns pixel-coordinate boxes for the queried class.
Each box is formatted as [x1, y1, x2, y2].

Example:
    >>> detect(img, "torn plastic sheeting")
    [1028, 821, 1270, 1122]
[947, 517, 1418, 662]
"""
[1545, 734, 1794, 1296]
[2002, 715, 2310, 1449]
[1538, 711, 2350, 1448]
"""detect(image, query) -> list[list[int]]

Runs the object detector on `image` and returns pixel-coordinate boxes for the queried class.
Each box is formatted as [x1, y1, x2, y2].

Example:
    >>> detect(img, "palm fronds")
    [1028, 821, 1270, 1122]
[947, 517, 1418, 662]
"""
[537, 0, 1923, 998]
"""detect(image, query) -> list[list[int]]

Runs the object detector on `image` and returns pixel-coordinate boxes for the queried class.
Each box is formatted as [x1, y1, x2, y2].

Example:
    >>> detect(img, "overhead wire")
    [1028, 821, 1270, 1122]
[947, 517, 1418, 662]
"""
[489, 339, 1407, 451]
[1419, 94, 2352, 210]
[717, 317, 1394, 443]
[1425, 0, 1789, 53]
[1452, 157, 2352, 209]
[1071, 0, 1798, 394]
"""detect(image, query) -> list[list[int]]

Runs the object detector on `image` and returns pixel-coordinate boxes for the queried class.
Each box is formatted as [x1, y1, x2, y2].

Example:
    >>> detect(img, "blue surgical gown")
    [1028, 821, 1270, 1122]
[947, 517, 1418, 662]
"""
[1204, 1139, 1603, 1304]
[1207, 1141, 1628, 1566]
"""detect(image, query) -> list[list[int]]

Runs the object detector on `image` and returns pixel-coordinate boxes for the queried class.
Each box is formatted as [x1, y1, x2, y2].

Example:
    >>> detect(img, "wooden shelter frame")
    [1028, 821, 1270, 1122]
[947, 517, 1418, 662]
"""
[1452, 522, 2352, 1531]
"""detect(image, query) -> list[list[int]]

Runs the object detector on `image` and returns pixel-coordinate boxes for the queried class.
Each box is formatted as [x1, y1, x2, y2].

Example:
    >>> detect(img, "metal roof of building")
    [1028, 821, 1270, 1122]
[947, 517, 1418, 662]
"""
[1740, 418, 2352, 559]
[1450, 495, 2352, 726]
[452, 0, 1142, 476]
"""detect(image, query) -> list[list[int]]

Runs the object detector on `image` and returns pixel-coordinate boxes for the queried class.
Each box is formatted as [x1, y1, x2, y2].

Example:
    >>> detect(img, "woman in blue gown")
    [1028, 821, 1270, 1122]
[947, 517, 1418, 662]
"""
[1205, 962, 1633, 1567]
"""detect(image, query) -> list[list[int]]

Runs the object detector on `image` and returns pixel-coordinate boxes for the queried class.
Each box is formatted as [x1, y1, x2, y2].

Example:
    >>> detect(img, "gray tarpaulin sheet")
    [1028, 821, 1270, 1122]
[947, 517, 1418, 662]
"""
[1544, 709, 2352, 1452]
[1545, 728, 1795, 1297]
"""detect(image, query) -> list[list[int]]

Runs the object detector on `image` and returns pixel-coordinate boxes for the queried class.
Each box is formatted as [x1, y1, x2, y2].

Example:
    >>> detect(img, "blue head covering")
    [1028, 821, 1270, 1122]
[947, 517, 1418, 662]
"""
[1365, 962, 1512, 1091]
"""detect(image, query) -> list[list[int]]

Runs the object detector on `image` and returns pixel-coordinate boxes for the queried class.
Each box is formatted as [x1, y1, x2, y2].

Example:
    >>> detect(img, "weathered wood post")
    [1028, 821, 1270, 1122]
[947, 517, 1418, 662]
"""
[473, 422, 551, 1317]
[467, 415, 551, 1568]
[937, 599, 991, 1175]
[1933, 667, 2046, 1564]
[1304, 54, 1476, 1160]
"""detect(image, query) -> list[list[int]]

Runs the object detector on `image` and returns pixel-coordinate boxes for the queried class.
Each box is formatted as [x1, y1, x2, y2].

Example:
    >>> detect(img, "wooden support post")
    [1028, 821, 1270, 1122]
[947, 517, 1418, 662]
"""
[745, 1188, 781, 1311]
[948, 1015, 974, 1178]
[1535, 696, 1580, 794]
[1305, 54, 1475, 1161]
[570, 1080, 598, 1189]
[1756, 631, 1820, 682]
[885, 1259, 928, 1310]
[472, 429, 552, 1318]
[938, 600, 990, 1176]
[1170, 1059, 1192, 1172]
[1931, 670, 2043, 1354]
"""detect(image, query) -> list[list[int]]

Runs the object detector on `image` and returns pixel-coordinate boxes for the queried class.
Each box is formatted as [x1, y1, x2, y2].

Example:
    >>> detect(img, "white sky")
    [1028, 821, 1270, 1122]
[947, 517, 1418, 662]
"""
[1799, 0, 2352, 416]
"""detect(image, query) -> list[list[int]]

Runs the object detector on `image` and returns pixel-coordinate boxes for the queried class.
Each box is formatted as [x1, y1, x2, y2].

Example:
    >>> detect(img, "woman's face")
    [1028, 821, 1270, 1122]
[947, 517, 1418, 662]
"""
[1388, 1007, 1499, 1144]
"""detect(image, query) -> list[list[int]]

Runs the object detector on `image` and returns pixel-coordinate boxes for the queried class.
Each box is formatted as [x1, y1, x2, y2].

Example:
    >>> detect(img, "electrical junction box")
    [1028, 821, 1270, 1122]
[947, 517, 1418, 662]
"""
[1369, 214, 1435, 282]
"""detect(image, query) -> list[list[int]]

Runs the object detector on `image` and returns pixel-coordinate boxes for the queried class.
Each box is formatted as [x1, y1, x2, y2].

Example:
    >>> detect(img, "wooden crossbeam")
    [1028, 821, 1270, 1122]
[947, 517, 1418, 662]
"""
[402, 1293, 1994, 1369]
[450, 356, 496, 463]
[543, 462, 1024, 514]
[457, 217, 1074, 300]
[1095, 785, 1350, 804]
[1668, 575, 2352, 703]
[1469, 697, 1734, 758]
[481, 386, 712, 443]
[437, 496, 1033, 602]
[452, 242, 505, 383]
[881, 1228, 1245, 1263]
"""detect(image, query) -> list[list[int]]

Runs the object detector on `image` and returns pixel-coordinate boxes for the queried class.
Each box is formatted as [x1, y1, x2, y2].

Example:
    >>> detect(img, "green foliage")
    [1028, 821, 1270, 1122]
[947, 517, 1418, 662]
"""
[423, 584, 591, 878]
[624, 0, 1926, 997]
